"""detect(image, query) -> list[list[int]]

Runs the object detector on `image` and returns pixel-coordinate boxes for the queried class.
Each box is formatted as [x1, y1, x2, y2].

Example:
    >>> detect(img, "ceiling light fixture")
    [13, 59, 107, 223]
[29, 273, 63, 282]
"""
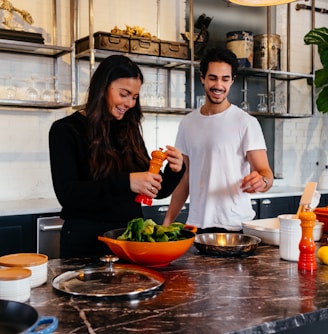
[228, 0, 297, 7]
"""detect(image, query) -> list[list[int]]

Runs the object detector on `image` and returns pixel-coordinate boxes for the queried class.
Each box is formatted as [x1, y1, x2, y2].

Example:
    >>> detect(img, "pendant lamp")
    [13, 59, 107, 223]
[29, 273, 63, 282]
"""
[228, 0, 296, 6]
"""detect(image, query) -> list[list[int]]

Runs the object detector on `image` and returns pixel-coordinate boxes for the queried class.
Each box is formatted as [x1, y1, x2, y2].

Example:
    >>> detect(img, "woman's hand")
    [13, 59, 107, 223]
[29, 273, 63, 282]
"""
[130, 172, 162, 198]
[165, 145, 183, 172]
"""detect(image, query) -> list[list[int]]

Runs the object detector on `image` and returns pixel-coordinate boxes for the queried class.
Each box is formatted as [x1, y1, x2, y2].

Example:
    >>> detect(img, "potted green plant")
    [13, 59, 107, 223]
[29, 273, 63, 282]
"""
[304, 27, 328, 113]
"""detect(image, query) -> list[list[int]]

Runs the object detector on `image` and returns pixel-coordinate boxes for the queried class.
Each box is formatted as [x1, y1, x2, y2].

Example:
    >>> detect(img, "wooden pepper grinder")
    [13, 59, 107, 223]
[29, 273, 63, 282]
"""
[135, 148, 167, 206]
[298, 207, 317, 272]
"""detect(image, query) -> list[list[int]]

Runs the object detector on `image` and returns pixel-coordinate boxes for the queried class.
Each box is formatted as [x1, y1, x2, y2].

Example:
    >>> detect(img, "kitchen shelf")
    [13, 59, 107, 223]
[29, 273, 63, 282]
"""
[0, 39, 72, 58]
[0, 99, 71, 109]
[72, 103, 191, 115]
[75, 49, 193, 70]
[249, 111, 313, 119]
[73, 0, 195, 110]
[238, 67, 314, 81]
[142, 106, 191, 114]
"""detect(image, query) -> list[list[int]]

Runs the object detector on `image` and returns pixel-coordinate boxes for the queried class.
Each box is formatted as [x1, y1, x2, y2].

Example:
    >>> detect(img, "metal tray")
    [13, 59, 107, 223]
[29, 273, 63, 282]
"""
[52, 256, 165, 299]
[194, 233, 261, 257]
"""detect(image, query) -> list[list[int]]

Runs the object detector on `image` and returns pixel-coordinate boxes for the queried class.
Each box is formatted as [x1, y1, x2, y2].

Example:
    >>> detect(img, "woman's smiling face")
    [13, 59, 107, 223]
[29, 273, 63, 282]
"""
[106, 77, 142, 120]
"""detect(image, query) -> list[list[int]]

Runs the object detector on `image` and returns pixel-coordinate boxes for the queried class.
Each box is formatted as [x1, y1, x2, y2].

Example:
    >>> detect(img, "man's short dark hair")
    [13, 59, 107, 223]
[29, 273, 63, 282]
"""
[200, 47, 239, 79]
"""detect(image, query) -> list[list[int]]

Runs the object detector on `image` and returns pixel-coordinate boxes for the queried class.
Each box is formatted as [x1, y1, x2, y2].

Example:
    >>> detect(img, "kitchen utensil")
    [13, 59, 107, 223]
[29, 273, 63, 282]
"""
[296, 182, 318, 218]
[0, 253, 48, 288]
[52, 255, 165, 299]
[98, 225, 196, 267]
[193, 233, 261, 256]
[0, 299, 58, 334]
[310, 191, 321, 210]
[242, 218, 323, 245]
[135, 148, 167, 206]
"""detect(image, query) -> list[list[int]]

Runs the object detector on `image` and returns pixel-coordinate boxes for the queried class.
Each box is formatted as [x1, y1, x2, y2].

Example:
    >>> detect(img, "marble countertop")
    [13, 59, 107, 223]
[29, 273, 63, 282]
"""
[29, 242, 328, 334]
[0, 197, 61, 216]
[1, 187, 327, 216]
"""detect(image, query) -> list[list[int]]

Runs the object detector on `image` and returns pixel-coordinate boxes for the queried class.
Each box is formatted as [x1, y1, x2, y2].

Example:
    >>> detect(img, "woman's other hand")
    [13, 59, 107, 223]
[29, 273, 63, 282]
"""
[130, 172, 162, 198]
[165, 145, 183, 172]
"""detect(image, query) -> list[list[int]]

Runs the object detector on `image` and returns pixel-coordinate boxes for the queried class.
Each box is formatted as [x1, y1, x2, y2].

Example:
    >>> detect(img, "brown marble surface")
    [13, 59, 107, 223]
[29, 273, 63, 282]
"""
[28, 242, 328, 334]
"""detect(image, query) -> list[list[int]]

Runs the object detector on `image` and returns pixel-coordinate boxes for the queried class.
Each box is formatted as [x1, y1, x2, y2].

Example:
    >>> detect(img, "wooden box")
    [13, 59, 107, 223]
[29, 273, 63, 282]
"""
[129, 37, 160, 56]
[75, 32, 129, 54]
[160, 41, 188, 60]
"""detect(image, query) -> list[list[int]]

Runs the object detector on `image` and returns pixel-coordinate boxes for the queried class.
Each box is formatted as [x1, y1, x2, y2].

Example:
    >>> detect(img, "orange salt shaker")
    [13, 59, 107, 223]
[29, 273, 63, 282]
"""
[135, 148, 167, 206]
[298, 209, 317, 272]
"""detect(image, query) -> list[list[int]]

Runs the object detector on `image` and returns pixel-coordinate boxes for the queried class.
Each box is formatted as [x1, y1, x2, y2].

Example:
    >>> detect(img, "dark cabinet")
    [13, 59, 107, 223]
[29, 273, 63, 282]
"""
[0, 214, 36, 256]
[142, 204, 189, 225]
[318, 194, 328, 207]
[252, 196, 299, 219]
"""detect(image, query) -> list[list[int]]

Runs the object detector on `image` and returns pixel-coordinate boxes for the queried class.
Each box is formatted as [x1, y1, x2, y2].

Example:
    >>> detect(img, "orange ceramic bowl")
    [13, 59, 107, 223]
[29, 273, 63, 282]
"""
[98, 225, 197, 267]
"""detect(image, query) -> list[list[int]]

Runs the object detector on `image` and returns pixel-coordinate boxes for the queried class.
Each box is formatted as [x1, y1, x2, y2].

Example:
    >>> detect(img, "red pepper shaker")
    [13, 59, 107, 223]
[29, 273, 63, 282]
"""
[298, 208, 317, 272]
[135, 148, 167, 206]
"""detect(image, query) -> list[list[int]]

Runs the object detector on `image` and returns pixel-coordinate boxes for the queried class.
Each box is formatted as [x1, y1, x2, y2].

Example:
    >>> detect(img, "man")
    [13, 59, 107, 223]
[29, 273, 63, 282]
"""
[163, 47, 273, 232]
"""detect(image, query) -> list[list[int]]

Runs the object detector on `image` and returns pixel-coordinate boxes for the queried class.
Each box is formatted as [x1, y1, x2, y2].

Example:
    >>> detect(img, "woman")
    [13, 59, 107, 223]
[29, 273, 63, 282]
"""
[49, 55, 185, 258]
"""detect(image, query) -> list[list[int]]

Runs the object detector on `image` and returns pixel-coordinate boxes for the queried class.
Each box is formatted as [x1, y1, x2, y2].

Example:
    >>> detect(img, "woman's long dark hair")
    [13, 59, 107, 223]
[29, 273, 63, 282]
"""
[85, 55, 149, 179]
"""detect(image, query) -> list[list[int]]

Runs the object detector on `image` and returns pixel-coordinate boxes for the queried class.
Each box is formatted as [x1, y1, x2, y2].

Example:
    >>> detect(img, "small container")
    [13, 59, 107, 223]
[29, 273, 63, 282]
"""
[226, 31, 254, 68]
[253, 34, 281, 70]
[279, 214, 302, 262]
[197, 95, 205, 108]
[0, 253, 48, 288]
[0, 267, 31, 302]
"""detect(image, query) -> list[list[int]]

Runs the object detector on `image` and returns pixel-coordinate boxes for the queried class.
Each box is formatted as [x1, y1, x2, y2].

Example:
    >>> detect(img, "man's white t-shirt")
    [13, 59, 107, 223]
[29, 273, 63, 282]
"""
[175, 104, 267, 230]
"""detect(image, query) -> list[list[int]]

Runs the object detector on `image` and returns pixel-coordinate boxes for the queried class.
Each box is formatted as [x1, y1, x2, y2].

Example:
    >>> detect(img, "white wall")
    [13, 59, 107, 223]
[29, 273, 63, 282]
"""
[0, 0, 327, 202]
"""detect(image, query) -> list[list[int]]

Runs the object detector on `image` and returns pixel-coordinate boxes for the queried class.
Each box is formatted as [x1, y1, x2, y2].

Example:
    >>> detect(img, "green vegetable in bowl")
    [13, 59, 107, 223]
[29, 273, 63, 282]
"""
[117, 218, 186, 242]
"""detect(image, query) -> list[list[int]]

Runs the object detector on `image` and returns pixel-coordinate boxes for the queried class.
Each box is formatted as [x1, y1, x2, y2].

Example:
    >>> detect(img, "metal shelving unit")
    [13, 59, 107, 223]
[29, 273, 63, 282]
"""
[239, 2, 315, 118]
[72, 0, 196, 114]
[0, 0, 74, 110]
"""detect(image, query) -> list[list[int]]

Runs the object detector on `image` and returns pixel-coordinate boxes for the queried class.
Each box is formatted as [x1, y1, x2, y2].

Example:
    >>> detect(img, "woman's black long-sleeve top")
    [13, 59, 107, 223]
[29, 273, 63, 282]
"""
[49, 111, 185, 229]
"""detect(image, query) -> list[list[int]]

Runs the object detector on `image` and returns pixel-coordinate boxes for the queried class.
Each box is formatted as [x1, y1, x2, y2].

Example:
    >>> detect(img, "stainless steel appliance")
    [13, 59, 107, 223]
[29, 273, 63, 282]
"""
[37, 216, 63, 259]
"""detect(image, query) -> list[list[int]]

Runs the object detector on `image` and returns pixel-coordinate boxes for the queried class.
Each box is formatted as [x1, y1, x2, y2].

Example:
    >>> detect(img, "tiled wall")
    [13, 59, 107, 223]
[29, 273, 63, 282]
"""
[274, 0, 328, 189]
[0, 0, 327, 202]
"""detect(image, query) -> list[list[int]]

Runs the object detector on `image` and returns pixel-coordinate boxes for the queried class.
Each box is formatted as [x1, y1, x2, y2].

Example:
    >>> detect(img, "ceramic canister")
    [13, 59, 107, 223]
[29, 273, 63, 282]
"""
[253, 33, 281, 70]
[226, 31, 254, 68]
[0, 267, 32, 302]
[279, 214, 302, 262]
[0, 253, 48, 288]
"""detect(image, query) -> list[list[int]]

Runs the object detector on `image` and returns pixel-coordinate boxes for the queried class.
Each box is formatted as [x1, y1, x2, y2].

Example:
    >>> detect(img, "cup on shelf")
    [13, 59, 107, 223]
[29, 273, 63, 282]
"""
[197, 95, 205, 108]
[25, 77, 40, 101]
[257, 93, 268, 112]
[240, 89, 250, 112]
[269, 91, 278, 113]
[1, 76, 17, 100]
